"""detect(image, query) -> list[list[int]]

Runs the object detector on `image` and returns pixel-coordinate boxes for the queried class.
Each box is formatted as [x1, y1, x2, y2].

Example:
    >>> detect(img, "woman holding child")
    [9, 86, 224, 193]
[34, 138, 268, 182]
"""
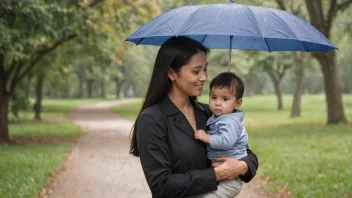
[129, 36, 258, 198]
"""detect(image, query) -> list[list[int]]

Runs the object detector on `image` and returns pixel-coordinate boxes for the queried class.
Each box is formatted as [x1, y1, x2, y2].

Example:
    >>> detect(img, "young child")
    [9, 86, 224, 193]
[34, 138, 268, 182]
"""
[195, 72, 249, 198]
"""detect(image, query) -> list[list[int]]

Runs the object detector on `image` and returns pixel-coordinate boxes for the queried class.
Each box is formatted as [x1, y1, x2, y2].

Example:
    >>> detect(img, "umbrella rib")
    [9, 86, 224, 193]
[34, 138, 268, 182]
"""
[200, 35, 207, 44]
[245, 6, 270, 52]
[263, 38, 271, 52]
[269, 9, 310, 52]
[136, 38, 145, 45]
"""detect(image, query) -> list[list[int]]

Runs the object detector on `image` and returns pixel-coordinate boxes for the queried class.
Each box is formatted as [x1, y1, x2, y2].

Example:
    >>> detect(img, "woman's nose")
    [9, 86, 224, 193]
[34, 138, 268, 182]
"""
[199, 71, 207, 82]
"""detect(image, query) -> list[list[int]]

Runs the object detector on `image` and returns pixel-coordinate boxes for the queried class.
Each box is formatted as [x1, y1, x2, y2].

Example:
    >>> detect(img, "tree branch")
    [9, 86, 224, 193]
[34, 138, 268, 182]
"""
[326, 0, 338, 33]
[337, 0, 352, 11]
[305, 0, 326, 35]
[290, 1, 302, 15]
[15, 34, 76, 84]
[0, 55, 4, 76]
[10, 62, 21, 90]
[6, 60, 17, 79]
[275, 0, 301, 16]
[89, 0, 105, 7]
[325, 0, 352, 37]
[275, 0, 286, 10]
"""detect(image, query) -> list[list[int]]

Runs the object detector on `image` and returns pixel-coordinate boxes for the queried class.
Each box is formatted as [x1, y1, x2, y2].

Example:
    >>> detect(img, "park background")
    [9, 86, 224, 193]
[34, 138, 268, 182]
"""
[0, 0, 351, 197]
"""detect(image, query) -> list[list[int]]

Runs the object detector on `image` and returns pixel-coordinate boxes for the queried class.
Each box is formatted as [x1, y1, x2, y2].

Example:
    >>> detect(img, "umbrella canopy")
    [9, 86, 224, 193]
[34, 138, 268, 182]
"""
[126, 3, 337, 52]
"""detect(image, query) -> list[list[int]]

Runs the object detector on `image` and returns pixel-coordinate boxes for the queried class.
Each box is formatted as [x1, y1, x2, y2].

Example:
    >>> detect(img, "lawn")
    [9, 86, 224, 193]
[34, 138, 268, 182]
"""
[111, 94, 352, 198]
[0, 99, 99, 198]
[9, 99, 100, 121]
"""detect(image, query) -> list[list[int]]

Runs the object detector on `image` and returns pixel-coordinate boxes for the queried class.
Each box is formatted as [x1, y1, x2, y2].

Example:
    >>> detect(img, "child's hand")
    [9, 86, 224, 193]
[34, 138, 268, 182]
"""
[195, 130, 210, 144]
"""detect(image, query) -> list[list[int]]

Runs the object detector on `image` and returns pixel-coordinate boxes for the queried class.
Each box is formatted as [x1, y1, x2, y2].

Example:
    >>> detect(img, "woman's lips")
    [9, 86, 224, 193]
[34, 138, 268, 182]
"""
[195, 84, 203, 89]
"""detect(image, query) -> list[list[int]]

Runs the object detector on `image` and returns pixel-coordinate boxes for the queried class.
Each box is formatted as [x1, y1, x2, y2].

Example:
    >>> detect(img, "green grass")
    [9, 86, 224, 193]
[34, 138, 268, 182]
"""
[110, 98, 143, 120]
[111, 94, 352, 198]
[249, 124, 352, 197]
[9, 99, 100, 121]
[9, 122, 81, 137]
[1, 99, 99, 198]
[0, 142, 71, 198]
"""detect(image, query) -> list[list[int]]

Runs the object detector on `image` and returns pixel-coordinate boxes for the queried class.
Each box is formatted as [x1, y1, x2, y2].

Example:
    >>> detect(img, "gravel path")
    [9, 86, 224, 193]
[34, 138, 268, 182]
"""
[47, 99, 267, 198]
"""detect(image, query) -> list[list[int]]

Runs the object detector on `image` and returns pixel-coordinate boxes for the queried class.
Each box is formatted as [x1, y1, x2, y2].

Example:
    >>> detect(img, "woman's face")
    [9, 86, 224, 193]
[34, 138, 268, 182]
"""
[168, 51, 208, 97]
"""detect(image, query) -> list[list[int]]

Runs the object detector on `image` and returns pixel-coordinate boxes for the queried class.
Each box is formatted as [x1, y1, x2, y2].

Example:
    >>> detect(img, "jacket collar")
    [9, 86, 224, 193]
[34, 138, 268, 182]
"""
[158, 96, 208, 140]
[158, 96, 206, 116]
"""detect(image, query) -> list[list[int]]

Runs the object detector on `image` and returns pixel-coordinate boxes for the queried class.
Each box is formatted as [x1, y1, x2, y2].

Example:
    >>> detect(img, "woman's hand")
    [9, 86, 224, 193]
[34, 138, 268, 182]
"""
[213, 157, 248, 181]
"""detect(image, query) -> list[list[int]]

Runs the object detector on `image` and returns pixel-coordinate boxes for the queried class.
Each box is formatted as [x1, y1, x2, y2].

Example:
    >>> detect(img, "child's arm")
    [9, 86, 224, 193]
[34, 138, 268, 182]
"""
[208, 119, 241, 150]
[195, 129, 210, 143]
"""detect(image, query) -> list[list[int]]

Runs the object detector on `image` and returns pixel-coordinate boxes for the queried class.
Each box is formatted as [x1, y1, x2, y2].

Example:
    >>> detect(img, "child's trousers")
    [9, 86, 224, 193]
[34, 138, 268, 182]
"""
[192, 177, 242, 198]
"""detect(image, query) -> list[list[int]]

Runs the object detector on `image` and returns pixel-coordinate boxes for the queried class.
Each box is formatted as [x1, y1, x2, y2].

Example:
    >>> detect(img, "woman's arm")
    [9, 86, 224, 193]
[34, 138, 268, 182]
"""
[239, 148, 258, 183]
[212, 149, 258, 183]
[136, 112, 218, 198]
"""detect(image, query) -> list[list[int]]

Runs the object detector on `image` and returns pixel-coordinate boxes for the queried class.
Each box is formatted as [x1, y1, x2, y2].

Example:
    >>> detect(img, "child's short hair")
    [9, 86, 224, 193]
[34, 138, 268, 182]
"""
[210, 72, 244, 99]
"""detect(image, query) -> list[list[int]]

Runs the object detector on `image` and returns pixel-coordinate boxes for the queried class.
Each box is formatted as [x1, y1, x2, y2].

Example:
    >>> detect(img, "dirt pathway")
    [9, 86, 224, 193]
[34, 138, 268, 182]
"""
[47, 99, 267, 198]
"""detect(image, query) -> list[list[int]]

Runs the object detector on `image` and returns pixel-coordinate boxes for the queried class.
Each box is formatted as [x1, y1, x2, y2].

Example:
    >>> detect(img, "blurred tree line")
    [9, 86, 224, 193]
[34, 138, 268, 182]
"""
[0, 0, 351, 141]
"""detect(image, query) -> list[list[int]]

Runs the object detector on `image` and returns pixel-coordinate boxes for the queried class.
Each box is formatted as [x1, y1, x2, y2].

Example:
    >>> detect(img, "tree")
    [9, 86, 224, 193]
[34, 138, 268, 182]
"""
[260, 53, 293, 110]
[275, 0, 351, 123]
[290, 52, 311, 117]
[1, 0, 76, 141]
[274, 0, 307, 117]
[0, 0, 159, 141]
[304, 0, 351, 124]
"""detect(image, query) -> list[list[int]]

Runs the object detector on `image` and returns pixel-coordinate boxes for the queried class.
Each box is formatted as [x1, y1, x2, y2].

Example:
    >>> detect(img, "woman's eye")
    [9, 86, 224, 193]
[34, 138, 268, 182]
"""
[204, 68, 208, 72]
[192, 71, 200, 74]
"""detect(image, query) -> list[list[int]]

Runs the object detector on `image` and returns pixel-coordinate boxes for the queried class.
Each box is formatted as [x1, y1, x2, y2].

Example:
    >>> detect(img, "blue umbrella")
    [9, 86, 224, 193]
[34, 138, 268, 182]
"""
[126, 1, 337, 70]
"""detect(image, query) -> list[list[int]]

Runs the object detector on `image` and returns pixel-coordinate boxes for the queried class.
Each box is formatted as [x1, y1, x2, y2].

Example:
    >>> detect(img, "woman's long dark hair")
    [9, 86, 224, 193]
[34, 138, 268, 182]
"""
[130, 36, 209, 156]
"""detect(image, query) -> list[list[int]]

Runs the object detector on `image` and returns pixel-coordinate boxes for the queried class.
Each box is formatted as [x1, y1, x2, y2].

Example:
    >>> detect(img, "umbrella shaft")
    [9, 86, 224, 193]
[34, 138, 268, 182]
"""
[228, 35, 233, 72]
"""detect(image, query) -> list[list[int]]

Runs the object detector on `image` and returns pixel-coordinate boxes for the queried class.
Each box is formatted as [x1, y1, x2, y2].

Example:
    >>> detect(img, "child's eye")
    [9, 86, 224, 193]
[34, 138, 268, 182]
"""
[204, 68, 208, 72]
[211, 96, 216, 100]
[223, 98, 229, 101]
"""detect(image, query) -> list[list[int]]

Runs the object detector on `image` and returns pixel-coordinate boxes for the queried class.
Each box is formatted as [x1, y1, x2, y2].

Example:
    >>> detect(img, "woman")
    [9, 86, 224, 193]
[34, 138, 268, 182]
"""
[130, 36, 258, 198]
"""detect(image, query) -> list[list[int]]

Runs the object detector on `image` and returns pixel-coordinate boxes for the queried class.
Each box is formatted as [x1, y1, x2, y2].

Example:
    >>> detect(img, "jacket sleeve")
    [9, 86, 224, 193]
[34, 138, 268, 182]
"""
[209, 118, 241, 150]
[239, 148, 258, 183]
[136, 112, 218, 198]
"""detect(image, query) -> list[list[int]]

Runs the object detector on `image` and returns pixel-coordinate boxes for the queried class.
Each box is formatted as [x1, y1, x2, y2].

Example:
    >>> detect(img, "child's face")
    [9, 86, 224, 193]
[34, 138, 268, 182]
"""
[209, 86, 242, 117]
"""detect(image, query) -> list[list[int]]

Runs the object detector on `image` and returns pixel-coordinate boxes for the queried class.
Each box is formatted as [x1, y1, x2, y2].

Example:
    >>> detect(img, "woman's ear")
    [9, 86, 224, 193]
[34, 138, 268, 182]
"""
[168, 68, 176, 81]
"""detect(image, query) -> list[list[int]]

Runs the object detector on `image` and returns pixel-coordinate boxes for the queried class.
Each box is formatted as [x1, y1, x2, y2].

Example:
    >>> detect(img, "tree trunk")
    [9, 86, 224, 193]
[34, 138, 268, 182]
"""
[34, 74, 45, 120]
[115, 79, 121, 98]
[0, 77, 10, 141]
[291, 53, 304, 117]
[314, 51, 347, 124]
[274, 81, 283, 111]
[264, 69, 284, 111]
[87, 80, 94, 98]
[100, 80, 106, 99]
[78, 74, 84, 98]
